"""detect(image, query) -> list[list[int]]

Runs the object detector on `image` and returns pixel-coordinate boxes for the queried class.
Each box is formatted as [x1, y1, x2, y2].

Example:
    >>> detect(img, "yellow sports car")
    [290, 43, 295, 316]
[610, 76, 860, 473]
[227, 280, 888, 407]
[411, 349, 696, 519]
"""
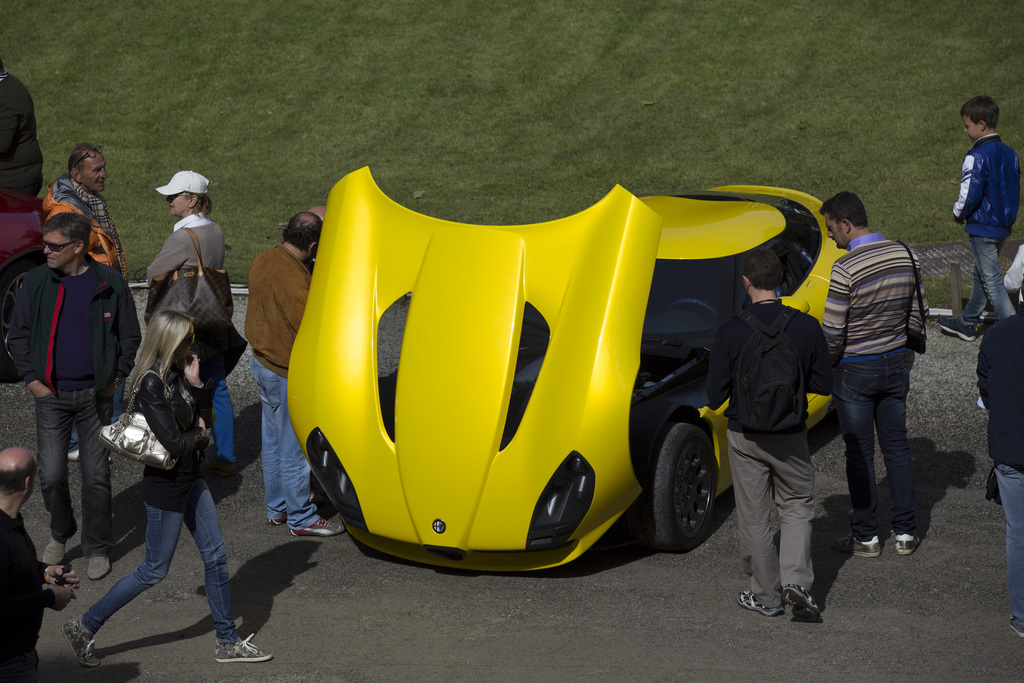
[289, 167, 841, 571]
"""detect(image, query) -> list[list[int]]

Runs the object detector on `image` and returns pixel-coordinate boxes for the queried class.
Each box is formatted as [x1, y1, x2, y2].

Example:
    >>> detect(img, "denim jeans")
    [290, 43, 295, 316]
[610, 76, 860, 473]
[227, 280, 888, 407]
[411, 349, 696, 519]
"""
[250, 356, 317, 530]
[995, 463, 1024, 623]
[81, 480, 238, 642]
[200, 353, 235, 463]
[34, 388, 113, 557]
[0, 649, 38, 682]
[962, 235, 1016, 324]
[833, 352, 916, 540]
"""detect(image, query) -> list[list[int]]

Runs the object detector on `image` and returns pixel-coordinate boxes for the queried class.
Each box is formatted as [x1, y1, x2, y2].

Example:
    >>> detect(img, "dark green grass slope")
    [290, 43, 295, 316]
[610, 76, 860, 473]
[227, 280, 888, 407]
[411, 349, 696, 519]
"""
[4, 1, 1021, 278]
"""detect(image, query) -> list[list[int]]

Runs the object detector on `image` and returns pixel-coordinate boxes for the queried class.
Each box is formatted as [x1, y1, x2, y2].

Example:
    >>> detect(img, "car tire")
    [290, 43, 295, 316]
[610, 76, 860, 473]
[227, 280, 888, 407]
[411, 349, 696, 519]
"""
[639, 422, 717, 551]
[0, 259, 32, 381]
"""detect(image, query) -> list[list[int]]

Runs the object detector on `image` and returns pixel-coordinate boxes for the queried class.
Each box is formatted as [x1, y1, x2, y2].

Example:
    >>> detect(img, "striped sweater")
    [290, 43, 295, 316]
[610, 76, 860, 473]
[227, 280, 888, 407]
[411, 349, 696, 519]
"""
[823, 239, 928, 364]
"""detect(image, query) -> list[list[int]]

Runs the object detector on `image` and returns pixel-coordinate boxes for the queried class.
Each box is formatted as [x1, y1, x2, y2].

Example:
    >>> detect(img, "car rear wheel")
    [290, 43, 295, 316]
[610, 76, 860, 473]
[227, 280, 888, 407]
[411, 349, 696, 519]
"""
[0, 259, 32, 381]
[640, 422, 717, 551]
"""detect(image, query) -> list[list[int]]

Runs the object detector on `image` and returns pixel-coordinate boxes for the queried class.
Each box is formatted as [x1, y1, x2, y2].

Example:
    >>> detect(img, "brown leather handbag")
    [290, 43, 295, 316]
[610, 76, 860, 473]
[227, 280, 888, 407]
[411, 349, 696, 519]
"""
[145, 228, 234, 330]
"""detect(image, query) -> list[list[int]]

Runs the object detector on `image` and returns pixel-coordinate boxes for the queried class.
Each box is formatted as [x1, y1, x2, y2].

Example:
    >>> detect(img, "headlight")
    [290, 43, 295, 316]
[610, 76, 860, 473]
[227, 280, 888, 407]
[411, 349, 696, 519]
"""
[305, 428, 367, 531]
[526, 451, 595, 549]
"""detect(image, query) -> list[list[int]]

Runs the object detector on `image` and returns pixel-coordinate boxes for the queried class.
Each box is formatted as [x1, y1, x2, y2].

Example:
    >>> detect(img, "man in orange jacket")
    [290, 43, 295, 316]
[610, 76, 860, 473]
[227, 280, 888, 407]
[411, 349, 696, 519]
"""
[42, 144, 128, 279]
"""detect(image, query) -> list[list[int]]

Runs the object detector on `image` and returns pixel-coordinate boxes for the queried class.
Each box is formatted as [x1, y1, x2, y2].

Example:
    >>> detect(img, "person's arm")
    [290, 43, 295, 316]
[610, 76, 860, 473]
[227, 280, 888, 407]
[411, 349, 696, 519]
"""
[705, 325, 733, 411]
[1005, 245, 1024, 296]
[183, 353, 215, 427]
[278, 270, 311, 335]
[978, 334, 991, 410]
[821, 265, 850, 365]
[0, 538, 57, 619]
[146, 232, 189, 283]
[801, 320, 834, 397]
[953, 152, 983, 223]
[0, 95, 19, 154]
[115, 280, 142, 382]
[137, 373, 207, 460]
[6, 274, 38, 386]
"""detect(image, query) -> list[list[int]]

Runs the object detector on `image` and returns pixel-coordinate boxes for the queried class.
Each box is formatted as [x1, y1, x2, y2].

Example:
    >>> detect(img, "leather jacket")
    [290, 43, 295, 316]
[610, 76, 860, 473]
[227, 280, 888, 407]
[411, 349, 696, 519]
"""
[137, 362, 213, 472]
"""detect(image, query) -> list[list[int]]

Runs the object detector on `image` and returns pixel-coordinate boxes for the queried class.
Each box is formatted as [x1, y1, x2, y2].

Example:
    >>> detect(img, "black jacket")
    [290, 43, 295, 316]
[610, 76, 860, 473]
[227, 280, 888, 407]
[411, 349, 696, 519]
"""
[8, 257, 140, 392]
[0, 510, 52, 660]
[978, 303, 1024, 468]
[136, 361, 213, 511]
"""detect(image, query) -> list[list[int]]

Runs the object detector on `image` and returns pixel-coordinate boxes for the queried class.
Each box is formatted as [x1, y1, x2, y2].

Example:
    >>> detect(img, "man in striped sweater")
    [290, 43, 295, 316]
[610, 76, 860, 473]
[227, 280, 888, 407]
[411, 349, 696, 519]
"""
[820, 191, 928, 559]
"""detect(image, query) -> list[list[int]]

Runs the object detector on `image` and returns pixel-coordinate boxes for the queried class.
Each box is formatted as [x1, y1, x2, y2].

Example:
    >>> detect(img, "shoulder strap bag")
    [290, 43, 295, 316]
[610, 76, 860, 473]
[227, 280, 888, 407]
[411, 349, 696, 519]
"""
[896, 241, 927, 354]
[99, 370, 179, 470]
[145, 227, 234, 331]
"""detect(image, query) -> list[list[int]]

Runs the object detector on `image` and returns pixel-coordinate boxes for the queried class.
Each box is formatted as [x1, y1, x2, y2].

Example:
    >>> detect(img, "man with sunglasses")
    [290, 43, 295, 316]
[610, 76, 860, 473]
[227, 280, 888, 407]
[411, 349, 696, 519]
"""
[42, 143, 128, 279]
[8, 212, 140, 581]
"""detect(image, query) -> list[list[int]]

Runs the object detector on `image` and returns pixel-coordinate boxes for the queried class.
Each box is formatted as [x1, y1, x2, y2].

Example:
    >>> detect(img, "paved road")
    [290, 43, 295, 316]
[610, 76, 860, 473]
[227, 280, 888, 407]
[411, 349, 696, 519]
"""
[1, 296, 1019, 681]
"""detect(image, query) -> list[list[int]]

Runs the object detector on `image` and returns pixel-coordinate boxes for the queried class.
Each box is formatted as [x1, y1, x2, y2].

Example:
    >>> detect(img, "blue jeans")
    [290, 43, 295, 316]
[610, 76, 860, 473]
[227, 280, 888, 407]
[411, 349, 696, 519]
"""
[962, 235, 1016, 324]
[995, 463, 1024, 623]
[833, 352, 916, 540]
[0, 650, 38, 682]
[34, 388, 113, 557]
[200, 353, 235, 463]
[250, 356, 317, 530]
[82, 480, 238, 642]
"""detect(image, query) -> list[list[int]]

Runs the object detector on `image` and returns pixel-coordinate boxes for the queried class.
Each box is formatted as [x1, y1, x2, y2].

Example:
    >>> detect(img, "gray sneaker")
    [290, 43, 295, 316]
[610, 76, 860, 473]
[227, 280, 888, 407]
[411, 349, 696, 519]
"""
[783, 584, 821, 620]
[215, 634, 272, 663]
[893, 532, 920, 556]
[289, 517, 345, 537]
[1011, 617, 1024, 638]
[834, 533, 882, 558]
[62, 617, 99, 668]
[736, 590, 784, 617]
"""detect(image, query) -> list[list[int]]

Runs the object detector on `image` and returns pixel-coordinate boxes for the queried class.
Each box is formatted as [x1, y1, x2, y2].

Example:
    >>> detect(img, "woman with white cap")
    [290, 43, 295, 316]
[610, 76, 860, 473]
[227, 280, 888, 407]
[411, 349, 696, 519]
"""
[147, 171, 243, 478]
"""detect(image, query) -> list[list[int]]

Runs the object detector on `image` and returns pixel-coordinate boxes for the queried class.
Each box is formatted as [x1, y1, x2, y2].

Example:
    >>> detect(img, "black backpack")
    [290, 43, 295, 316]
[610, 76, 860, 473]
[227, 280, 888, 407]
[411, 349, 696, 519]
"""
[733, 307, 805, 432]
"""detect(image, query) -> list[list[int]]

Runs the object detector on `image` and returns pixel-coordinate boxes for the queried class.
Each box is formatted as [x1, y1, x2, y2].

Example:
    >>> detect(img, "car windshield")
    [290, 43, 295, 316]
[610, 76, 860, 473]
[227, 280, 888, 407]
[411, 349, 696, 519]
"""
[642, 256, 733, 341]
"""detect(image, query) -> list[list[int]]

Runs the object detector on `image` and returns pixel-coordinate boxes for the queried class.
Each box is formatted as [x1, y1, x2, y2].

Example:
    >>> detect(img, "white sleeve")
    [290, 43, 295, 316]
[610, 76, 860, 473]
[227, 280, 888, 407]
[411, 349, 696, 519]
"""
[1005, 245, 1024, 293]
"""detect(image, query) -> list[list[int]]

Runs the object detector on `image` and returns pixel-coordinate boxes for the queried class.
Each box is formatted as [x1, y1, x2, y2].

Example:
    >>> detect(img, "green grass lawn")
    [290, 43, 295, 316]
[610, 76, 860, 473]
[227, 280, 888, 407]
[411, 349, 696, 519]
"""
[4, 0, 1022, 283]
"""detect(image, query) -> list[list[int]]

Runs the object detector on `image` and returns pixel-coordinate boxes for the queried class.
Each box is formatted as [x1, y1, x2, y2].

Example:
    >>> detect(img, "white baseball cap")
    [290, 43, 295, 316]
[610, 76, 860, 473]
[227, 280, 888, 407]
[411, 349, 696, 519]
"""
[156, 171, 210, 195]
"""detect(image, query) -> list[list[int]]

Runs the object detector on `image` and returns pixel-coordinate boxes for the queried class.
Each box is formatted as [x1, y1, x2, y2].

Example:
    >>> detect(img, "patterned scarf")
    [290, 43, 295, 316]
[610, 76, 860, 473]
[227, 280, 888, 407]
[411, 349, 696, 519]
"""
[72, 180, 126, 277]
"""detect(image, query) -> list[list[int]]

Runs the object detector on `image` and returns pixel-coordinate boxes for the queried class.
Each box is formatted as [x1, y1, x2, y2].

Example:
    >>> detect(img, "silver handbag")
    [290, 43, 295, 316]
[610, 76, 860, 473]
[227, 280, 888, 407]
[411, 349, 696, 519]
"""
[99, 370, 178, 470]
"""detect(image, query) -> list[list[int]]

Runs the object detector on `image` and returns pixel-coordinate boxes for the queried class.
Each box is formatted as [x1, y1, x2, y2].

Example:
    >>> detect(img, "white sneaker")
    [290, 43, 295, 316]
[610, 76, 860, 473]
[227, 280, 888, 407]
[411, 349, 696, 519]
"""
[68, 447, 80, 462]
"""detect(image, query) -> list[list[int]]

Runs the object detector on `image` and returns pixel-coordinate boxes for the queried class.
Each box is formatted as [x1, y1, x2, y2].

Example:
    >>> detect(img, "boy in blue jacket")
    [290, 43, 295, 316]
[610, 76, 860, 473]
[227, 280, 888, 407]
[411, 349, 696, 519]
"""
[939, 96, 1021, 342]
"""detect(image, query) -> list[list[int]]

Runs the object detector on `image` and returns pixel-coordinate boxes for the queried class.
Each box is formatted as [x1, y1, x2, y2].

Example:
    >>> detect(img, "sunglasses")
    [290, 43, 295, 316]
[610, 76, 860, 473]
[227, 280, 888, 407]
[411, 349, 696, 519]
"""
[71, 145, 103, 171]
[165, 192, 191, 203]
[42, 239, 79, 253]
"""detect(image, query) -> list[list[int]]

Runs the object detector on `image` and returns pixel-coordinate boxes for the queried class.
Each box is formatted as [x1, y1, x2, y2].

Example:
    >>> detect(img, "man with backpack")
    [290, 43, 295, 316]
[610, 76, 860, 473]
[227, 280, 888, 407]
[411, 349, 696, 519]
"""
[708, 249, 832, 620]
[820, 191, 928, 559]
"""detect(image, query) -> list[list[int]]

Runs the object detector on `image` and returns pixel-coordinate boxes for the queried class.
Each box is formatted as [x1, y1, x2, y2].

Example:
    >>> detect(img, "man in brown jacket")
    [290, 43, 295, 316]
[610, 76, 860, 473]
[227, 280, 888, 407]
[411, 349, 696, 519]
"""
[245, 211, 342, 537]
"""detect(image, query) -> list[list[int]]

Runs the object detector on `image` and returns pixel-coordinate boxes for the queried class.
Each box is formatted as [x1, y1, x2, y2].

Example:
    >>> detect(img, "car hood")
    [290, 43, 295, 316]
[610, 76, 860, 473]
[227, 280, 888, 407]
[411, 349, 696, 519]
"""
[288, 167, 663, 569]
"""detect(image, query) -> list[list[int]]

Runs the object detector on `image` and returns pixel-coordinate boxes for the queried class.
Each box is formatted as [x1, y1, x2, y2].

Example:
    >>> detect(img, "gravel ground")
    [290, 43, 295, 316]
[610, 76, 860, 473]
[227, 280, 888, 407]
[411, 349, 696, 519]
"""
[2, 293, 1020, 682]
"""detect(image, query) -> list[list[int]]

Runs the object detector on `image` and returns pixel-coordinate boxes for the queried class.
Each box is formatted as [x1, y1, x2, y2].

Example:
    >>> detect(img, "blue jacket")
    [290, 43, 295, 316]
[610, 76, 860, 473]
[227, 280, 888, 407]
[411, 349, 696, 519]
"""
[977, 302, 1024, 467]
[953, 134, 1020, 238]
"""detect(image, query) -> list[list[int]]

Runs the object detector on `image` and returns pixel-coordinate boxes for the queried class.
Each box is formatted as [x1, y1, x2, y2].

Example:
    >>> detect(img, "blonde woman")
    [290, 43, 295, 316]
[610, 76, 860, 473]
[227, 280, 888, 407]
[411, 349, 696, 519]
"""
[62, 310, 270, 667]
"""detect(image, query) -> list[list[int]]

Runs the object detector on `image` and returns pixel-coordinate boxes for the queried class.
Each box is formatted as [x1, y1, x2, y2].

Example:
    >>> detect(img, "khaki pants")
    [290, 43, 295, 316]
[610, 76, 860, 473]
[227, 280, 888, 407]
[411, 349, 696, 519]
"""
[726, 429, 814, 607]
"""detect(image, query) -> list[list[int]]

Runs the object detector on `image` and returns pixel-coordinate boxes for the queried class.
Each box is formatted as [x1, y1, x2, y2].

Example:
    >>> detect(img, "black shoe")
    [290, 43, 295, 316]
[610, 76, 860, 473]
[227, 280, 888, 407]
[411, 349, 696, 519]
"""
[937, 315, 979, 342]
[783, 584, 821, 620]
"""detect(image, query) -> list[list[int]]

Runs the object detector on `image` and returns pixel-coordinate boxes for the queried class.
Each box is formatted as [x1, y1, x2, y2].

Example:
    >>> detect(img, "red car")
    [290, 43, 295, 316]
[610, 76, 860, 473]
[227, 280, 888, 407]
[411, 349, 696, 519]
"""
[0, 188, 44, 380]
